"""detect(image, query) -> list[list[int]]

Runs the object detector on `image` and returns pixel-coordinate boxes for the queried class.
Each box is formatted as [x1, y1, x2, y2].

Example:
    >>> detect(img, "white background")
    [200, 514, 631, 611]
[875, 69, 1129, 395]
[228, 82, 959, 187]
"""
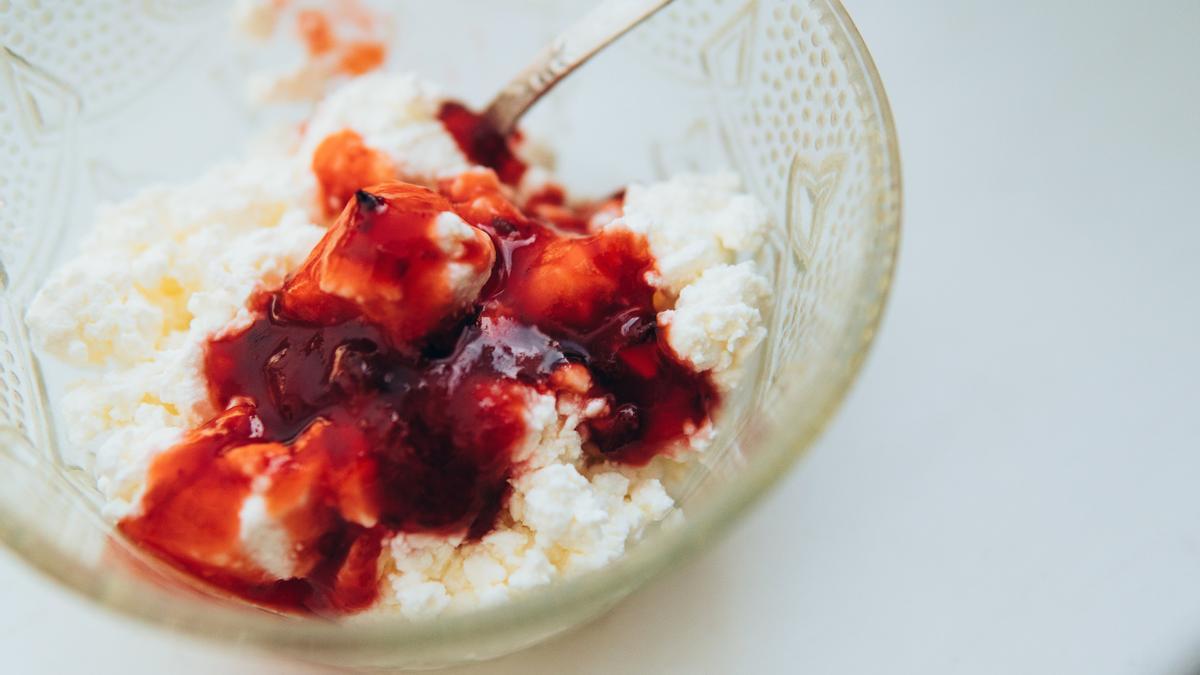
[5, 0, 1200, 672]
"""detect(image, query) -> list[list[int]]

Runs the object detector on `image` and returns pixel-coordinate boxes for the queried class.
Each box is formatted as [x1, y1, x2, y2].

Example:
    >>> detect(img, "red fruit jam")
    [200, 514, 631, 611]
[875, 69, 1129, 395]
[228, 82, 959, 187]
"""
[119, 130, 717, 616]
[294, 7, 387, 81]
[312, 129, 397, 217]
[437, 102, 528, 186]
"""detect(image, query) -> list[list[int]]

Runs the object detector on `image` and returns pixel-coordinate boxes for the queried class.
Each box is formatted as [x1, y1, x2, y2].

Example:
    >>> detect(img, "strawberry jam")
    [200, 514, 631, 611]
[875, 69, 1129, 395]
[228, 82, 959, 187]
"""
[120, 139, 716, 615]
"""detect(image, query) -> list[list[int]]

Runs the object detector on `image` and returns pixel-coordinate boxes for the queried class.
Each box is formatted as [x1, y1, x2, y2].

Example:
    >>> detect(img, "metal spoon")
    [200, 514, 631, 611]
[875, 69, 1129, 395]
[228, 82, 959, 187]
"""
[482, 0, 675, 136]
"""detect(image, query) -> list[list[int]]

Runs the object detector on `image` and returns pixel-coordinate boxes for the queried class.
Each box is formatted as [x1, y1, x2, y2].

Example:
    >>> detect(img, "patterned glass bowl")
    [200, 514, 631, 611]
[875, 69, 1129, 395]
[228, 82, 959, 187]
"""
[0, 0, 899, 668]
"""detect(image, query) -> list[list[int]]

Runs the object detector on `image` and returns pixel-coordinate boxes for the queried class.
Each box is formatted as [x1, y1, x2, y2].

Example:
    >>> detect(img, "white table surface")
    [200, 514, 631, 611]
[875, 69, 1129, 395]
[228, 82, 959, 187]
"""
[6, 0, 1200, 672]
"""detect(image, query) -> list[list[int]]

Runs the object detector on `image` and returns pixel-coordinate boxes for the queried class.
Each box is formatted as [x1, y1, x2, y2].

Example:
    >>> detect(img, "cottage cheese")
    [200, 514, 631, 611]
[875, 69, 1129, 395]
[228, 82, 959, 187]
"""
[609, 172, 769, 296]
[299, 73, 470, 186]
[660, 261, 771, 390]
[27, 73, 771, 616]
[27, 155, 324, 518]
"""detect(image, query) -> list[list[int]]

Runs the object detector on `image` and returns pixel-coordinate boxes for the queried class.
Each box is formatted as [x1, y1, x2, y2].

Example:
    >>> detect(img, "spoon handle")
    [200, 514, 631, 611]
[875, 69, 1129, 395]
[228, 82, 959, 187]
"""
[483, 0, 675, 136]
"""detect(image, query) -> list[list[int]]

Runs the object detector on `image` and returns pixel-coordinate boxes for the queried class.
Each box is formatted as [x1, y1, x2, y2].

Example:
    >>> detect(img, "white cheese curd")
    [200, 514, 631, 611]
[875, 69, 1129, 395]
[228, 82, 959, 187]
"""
[29, 155, 324, 518]
[299, 72, 470, 186]
[660, 261, 771, 390]
[607, 171, 770, 296]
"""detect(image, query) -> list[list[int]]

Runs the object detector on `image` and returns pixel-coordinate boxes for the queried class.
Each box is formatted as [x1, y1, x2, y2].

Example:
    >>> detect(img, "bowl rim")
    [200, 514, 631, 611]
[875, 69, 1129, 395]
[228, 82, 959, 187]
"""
[1, 0, 902, 660]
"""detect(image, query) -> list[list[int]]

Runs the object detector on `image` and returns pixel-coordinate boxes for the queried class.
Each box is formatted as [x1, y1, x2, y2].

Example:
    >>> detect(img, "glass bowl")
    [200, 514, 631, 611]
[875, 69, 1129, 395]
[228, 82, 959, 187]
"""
[0, 0, 899, 669]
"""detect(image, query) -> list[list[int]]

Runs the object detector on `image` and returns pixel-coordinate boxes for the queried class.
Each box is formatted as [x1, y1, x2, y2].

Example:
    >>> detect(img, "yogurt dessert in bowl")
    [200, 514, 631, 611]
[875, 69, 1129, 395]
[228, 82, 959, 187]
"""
[0, 0, 898, 667]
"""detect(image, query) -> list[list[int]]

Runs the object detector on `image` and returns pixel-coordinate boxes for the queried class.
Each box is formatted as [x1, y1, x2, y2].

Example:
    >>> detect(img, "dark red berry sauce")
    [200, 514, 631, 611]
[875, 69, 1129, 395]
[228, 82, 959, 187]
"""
[118, 110, 717, 615]
[437, 102, 528, 186]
